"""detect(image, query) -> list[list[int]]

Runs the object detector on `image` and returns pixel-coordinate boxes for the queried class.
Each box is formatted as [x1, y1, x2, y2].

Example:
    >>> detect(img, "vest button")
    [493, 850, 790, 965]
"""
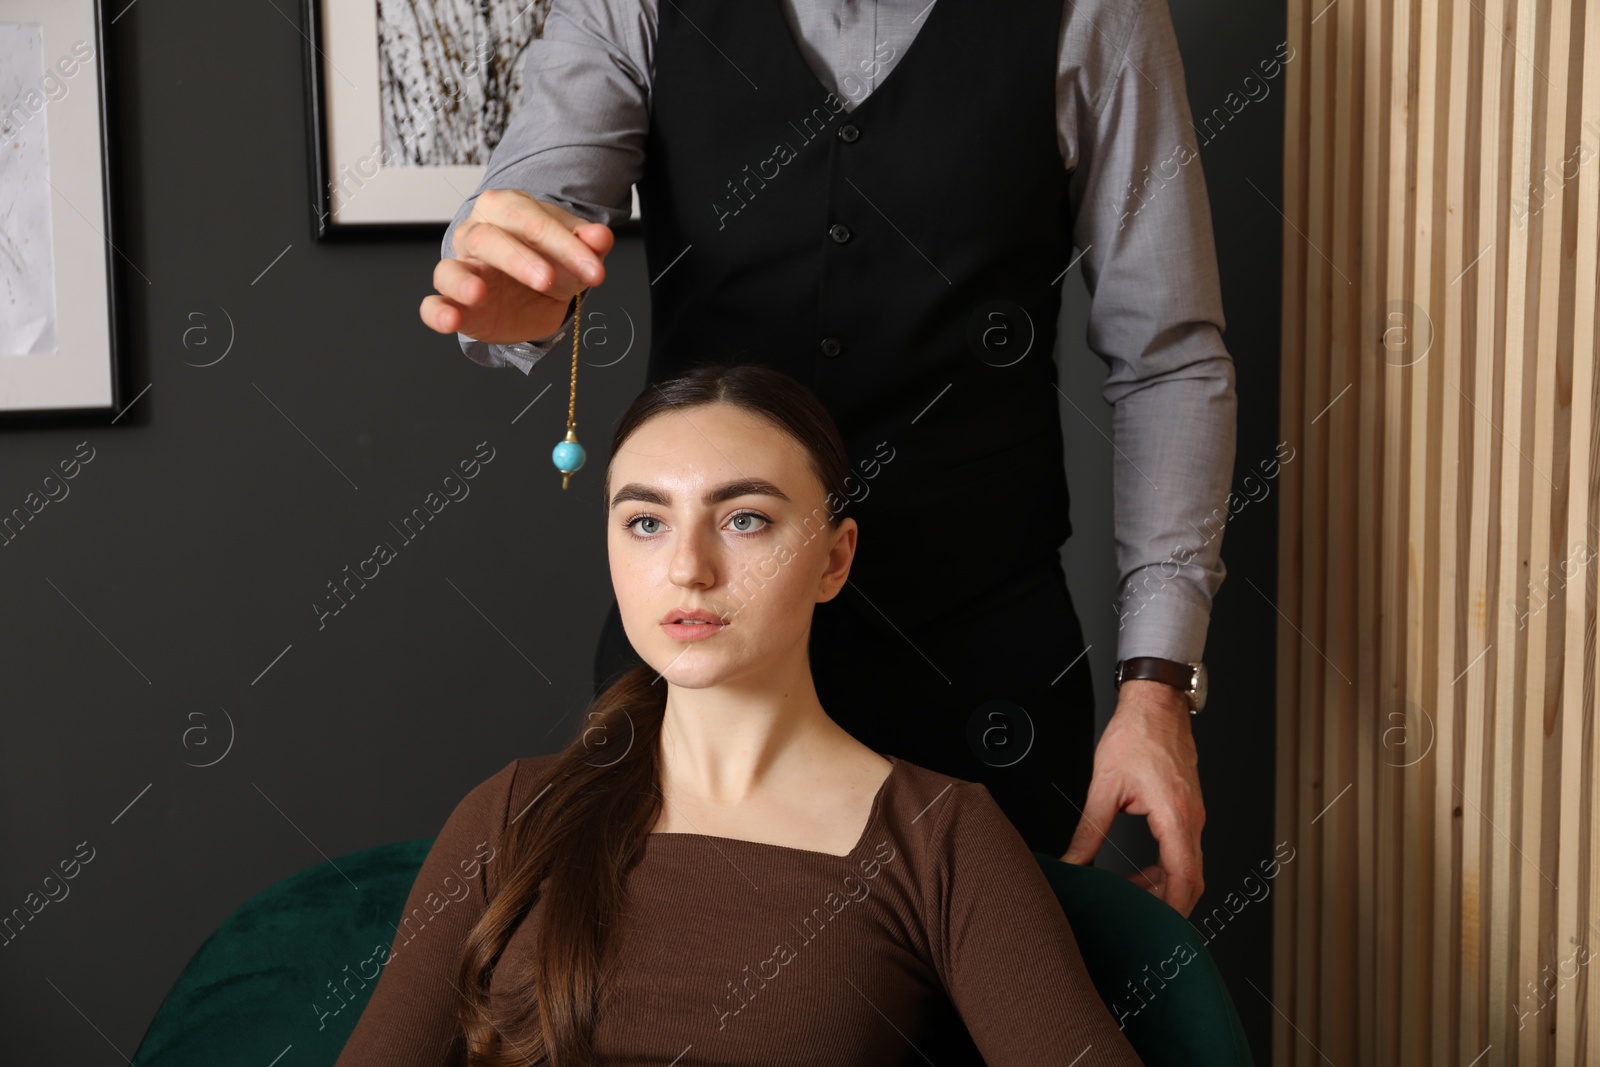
[820, 336, 842, 357]
[829, 223, 851, 243]
[838, 123, 860, 143]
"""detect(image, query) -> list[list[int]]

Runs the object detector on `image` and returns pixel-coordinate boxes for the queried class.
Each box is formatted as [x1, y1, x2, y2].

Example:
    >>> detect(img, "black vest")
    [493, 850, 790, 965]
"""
[640, 0, 1077, 621]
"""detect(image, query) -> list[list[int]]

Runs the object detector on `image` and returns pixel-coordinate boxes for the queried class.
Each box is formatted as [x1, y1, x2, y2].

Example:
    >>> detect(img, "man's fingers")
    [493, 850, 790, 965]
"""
[424, 257, 503, 336]
[462, 190, 607, 290]
[1146, 805, 1205, 917]
[457, 219, 567, 295]
[420, 293, 466, 335]
[1126, 864, 1168, 899]
[1060, 781, 1120, 865]
[433, 256, 491, 306]
[529, 197, 618, 261]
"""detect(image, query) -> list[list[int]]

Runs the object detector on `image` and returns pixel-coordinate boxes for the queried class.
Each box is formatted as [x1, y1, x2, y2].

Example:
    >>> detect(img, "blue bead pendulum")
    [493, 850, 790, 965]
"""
[551, 287, 588, 490]
[552, 429, 585, 490]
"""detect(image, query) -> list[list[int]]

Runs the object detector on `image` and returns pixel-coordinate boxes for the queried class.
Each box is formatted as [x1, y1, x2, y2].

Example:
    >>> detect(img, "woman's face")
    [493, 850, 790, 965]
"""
[606, 402, 857, 689]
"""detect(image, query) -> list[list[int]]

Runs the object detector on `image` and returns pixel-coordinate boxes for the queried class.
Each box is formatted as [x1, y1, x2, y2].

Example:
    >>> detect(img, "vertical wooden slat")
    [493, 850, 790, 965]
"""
[1517, 0, 1573, 1063]
[1434, 0, 1474, 1060]
[1355, 0, 1384, 1060]
[1404, 0, 1444, 1061]
[1459, 0, 1506, 1054]
[1326, 0, 1361, 1059]
[1377, 0, 1410, 1060]
[1558, 2, 1600, 1062]
[1491, 0, 1538, 1054]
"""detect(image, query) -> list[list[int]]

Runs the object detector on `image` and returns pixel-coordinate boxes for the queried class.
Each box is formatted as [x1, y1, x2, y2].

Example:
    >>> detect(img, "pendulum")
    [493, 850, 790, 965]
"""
[551, 287, 587, 490]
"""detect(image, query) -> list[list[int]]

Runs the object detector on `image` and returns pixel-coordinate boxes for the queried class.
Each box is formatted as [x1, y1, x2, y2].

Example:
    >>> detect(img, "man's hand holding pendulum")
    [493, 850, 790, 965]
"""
[422, 190, 613, 345]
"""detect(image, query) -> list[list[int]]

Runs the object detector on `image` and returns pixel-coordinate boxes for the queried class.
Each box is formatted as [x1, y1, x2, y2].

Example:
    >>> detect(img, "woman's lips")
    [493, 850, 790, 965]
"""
[661, 620, 727, 642]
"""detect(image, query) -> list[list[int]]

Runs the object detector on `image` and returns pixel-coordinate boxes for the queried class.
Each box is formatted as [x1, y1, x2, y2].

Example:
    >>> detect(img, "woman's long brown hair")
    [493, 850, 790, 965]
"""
[452, 362, 854, 1066]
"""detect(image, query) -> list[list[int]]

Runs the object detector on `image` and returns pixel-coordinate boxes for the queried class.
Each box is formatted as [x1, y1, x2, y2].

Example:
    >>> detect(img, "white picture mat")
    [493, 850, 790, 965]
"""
[0, 0, 113, 412]
[0, 23, 60, 357]
[321, 0, 483, 224]
[317, 1, 641, 226]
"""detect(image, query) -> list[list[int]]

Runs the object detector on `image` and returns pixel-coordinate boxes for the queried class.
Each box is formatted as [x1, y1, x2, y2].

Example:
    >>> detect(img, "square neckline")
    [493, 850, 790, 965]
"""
[643, 753, 899, 860]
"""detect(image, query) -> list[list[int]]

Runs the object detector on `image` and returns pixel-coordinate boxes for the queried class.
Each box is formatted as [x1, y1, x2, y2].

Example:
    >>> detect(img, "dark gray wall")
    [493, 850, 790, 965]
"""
[0, 0, 1282, 1061]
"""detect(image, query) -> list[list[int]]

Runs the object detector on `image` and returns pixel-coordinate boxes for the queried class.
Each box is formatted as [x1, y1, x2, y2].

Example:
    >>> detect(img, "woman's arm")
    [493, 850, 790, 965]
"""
[930, 781, 1145, 1066]
[333, 759, 520, 1067]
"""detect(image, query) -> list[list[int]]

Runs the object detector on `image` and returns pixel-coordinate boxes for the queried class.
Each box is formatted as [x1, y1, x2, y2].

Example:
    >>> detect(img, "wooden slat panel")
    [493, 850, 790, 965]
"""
[1275, 0, 1598, 1063]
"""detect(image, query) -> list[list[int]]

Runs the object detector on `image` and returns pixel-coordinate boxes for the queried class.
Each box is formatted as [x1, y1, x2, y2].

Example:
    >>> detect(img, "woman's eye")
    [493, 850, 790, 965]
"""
[624, 515, 662, 536]
[729, 511, 771, 534]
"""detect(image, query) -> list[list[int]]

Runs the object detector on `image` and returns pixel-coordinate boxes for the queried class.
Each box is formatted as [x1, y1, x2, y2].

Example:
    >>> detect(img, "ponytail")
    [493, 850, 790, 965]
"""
[454, 664, 667, 1066]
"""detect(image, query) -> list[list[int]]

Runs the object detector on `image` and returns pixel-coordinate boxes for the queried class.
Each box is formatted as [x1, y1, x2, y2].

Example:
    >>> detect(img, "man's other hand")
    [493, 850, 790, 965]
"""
[1060, 678, 1206, 918]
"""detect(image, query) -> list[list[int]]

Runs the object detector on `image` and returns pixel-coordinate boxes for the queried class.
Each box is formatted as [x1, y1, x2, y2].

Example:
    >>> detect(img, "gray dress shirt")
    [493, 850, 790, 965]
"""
[440, 0, 1238, 668]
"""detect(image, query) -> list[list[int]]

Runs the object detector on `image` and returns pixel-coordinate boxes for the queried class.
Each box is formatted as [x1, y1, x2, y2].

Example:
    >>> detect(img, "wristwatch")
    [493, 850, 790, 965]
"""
[1114, 657, 1207, 714]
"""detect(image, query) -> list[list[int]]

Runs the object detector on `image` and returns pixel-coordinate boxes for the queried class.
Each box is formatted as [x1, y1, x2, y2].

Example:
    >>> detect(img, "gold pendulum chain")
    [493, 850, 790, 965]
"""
[552, 288, 587, 490]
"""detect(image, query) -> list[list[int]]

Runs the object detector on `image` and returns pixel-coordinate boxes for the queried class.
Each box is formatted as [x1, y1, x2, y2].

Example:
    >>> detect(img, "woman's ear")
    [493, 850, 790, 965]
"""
[816, 517, 858, 602]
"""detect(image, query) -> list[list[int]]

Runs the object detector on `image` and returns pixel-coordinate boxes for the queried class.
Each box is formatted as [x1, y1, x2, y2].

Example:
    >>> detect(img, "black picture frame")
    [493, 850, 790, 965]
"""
[0, 0, 131, 427]
[301, 0, 642, 242]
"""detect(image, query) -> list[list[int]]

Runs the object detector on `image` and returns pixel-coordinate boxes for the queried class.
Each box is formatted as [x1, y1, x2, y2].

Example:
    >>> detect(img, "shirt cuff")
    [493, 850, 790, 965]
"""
[1113, 577, 1214, 664]
[454, 309, 574, 376]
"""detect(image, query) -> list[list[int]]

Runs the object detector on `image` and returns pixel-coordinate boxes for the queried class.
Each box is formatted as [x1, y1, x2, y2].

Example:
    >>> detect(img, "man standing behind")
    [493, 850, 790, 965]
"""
[423, 0, 1235, 920]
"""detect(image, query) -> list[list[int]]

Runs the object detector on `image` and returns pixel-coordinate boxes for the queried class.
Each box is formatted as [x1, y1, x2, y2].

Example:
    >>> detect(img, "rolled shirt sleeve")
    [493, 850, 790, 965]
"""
[1062, 0, 1239, 665]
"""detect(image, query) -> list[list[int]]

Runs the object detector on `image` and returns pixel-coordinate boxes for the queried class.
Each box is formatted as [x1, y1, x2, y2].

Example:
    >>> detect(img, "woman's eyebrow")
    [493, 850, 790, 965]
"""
[608, 478, 791, 510]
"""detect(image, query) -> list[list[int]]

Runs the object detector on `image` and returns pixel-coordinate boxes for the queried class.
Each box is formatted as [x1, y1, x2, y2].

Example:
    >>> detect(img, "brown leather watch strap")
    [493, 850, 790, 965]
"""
[1115, 656, 1194, 691]
[1115, 656, 1207, 713]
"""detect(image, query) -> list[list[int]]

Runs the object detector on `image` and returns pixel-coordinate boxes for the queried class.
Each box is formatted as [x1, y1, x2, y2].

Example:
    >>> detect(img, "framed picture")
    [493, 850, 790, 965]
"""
[0, 0, 128, 424]
[303, 0, 641, 240]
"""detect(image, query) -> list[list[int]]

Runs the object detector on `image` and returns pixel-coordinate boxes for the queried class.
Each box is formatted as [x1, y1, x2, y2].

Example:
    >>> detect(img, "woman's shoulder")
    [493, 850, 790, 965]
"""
[882, 756, 994, 821]
[878, 759, 1056, 924]
[441, 753, 567, 839]
[494, 751, 567, 821]
[434, 754, 566, 898]
[879, 756, 1020, 857]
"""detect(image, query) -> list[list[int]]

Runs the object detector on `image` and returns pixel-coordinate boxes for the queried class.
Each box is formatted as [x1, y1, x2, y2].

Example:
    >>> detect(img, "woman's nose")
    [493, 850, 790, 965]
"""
[667, 523, 718, 587]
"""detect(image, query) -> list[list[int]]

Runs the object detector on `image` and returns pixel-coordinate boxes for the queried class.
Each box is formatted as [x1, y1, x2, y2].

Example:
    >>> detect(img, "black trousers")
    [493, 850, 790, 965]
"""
[591, 551, 1095, 857]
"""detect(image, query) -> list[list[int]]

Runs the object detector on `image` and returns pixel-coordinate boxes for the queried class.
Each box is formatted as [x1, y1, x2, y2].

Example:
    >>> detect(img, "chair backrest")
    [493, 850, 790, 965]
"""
[132, 840, 1253, 1066]
[1032, 852, 1255, 1066]
[133, 838, 434, 1067]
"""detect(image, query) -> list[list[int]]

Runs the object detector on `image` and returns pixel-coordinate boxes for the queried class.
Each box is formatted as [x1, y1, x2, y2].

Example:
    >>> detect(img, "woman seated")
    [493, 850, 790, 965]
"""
[335, 363, 1143, 1066]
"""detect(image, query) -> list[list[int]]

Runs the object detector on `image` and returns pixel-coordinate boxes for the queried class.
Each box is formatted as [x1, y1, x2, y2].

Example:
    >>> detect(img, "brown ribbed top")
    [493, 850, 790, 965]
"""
[334, 753, 1144, 1066]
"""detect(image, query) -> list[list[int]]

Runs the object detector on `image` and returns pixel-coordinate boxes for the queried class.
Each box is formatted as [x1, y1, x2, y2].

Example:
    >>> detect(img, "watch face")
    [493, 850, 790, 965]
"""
[1192, 662, 1208, 711]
